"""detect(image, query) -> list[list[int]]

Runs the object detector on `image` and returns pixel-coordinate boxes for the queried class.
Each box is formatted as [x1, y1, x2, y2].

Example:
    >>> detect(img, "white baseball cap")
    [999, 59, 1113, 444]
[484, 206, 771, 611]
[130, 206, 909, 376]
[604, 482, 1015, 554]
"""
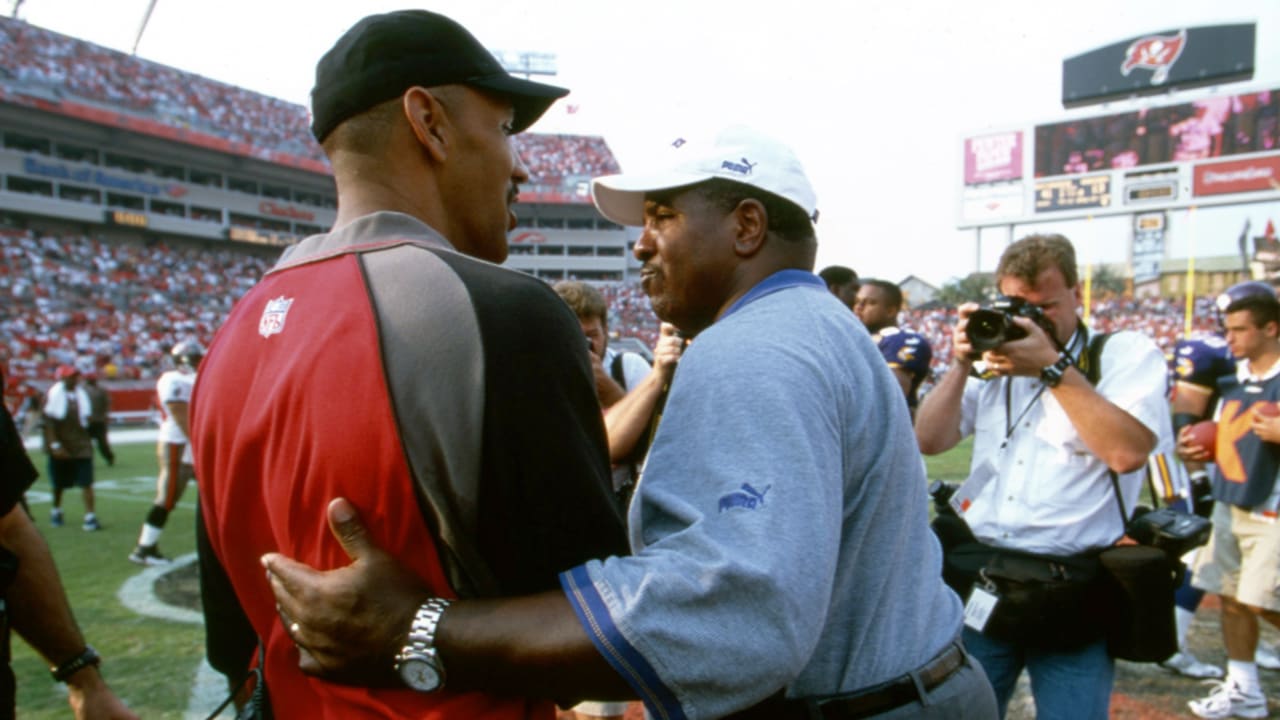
[591, 125, 819, 228]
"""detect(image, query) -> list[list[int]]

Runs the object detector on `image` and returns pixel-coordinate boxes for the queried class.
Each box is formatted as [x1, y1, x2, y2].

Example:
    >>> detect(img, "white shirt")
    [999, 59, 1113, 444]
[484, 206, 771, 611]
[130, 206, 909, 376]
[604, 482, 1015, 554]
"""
[156, 368, 196, 445]
[603, 346, 653, 492]
[603, 346, 651, 391]
[957, 329, 1169, 555]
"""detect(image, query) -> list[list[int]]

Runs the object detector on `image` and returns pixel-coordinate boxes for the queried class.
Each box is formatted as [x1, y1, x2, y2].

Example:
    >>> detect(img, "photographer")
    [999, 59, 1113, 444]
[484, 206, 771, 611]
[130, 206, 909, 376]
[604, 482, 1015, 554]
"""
[915, 234, 1167, 720]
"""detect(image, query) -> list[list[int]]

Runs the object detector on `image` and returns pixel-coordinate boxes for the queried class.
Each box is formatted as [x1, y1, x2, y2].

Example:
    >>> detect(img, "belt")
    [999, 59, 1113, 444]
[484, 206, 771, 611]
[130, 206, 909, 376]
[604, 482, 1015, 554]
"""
[816, 642, 967, 719]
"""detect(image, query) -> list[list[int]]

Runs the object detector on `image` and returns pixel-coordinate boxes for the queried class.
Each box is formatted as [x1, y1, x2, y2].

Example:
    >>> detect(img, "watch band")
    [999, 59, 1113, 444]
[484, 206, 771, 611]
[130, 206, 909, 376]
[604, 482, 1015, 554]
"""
[395, 598, 451, 691]
[50, 645, 100, 683]
[1040, 352, 1073, 388]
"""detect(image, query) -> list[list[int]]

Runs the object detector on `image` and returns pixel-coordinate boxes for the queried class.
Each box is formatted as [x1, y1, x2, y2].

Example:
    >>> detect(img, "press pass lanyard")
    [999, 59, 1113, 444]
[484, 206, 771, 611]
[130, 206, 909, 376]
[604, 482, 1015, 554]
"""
[1001, 329, 1085, 447]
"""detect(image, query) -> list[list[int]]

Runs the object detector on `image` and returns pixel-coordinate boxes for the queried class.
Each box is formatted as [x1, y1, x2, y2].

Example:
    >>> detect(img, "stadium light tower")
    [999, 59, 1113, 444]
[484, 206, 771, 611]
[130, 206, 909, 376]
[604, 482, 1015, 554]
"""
[131, 0, 159, 55]
[489, 49, 558, 80]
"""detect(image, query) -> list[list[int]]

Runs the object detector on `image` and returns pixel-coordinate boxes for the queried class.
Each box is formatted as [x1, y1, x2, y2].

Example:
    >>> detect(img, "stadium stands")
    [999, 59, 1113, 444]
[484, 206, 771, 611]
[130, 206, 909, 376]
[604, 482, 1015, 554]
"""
[515, 133, 621, 187]
[0, 16, 620, 193]
[0, 16, 1242, 424]
[0, 214, 1229, 416]
[1, 227, 269, 388]
[0, 16, 322, 163]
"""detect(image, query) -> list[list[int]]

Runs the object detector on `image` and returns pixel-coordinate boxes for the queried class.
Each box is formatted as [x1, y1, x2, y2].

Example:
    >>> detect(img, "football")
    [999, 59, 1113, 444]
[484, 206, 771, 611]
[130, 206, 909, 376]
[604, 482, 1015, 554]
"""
[1185, 420, 1218, 460]
[1255, 402, 1280, 418]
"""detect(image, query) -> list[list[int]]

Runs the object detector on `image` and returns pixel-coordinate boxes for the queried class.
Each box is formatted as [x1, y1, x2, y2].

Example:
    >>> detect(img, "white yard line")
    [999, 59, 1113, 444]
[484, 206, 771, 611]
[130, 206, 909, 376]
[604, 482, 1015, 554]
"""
[187, 660, 234, 720]
[115, 552, 235, 718]
[116, 553, 202, 625]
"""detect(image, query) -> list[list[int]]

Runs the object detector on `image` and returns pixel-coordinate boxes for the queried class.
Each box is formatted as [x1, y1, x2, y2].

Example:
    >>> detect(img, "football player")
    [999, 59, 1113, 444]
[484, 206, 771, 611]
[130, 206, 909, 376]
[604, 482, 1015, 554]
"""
[1162, 281, 1280, 677]
[855, 279, 934, 416]
[129, 341, 202, 565]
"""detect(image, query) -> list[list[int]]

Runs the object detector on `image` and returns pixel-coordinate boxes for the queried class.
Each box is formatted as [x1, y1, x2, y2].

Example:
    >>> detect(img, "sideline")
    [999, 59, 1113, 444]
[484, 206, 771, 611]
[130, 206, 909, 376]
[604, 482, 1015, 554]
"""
[24, 426, 158, 451]
[115, 552, 231, 719]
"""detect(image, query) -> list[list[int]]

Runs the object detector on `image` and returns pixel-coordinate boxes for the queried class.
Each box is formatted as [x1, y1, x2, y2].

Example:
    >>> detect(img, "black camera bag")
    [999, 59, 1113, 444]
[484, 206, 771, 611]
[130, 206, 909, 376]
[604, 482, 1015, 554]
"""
[1097, 463, 1207, 662]
[944, 541, 1106, 651]
[1097, 544, 1180, 662]
[1125, 506, 1211, 559]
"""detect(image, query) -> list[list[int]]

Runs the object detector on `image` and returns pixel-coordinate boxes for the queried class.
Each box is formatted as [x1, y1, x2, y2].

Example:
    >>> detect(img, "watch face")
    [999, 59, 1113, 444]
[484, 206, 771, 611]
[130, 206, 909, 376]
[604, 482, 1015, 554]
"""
[399, 657, 443, 692]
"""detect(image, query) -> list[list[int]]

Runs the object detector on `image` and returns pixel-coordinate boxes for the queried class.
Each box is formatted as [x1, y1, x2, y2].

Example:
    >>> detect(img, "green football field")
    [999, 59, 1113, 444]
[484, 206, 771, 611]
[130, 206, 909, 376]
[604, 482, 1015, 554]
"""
[15, 441, 206, 719]
[11, 436, 975, 718]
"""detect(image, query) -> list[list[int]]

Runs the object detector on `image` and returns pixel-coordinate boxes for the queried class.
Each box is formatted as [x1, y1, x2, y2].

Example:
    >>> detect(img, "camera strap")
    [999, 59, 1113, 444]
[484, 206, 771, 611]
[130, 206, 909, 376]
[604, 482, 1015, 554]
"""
[1002, 328, 1086, 444]
[1002, 383, 1047, 446]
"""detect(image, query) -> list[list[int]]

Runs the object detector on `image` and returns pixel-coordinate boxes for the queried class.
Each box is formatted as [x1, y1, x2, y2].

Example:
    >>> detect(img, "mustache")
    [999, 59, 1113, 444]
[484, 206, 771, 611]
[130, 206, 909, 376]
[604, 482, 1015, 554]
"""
[508, 185, 520, 205]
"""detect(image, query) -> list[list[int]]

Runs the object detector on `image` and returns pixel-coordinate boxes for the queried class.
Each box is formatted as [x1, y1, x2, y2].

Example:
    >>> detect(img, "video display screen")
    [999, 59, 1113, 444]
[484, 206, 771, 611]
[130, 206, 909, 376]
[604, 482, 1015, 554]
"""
[1035, 88, 1278, 178]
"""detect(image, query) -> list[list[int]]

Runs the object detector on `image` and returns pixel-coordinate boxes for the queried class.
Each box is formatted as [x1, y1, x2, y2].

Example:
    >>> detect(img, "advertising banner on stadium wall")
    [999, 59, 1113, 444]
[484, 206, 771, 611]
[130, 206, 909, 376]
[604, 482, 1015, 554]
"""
[1062, 24, 1255, 107]
[960, 185, 1024, 224]
[1132, 212, 1166, 284]
[0, 148, 336, 228]
[964, 132, 1023, 185]
[20, 156, 184, 197]
[1193, 154, 1280, 197]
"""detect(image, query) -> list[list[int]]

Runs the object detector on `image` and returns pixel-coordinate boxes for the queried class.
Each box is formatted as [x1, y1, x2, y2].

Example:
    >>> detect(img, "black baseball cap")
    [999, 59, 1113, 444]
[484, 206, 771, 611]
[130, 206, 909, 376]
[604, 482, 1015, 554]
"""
[310, 10, 569, 142]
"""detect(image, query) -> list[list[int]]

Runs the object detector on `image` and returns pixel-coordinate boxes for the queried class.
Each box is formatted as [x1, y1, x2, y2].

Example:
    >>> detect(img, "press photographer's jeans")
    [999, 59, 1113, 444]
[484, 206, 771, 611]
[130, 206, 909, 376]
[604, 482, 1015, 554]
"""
[962, 628, 1113, 720]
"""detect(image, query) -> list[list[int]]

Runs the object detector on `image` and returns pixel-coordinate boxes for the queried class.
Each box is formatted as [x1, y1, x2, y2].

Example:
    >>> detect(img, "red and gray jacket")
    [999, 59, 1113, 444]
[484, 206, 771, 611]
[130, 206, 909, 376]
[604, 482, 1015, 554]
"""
[192, 212, 626, 719]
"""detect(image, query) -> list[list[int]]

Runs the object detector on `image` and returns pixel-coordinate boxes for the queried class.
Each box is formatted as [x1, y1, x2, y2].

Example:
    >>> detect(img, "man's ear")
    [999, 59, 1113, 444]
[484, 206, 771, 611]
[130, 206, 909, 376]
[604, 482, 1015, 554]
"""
[732, 199, 768, 258]
[403, 87, 448, 163]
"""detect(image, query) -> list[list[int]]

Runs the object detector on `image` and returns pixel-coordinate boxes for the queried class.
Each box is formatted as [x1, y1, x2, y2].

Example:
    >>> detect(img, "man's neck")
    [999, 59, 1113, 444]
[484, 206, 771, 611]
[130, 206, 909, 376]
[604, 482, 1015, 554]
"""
[1247, 344, 1280, 377]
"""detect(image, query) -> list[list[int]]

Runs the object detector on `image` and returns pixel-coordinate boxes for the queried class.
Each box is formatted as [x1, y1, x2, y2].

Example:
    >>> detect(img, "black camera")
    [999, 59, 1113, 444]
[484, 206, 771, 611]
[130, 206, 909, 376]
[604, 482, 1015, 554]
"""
[928, 480, 958, 515]
[965, 296, 1056, 353]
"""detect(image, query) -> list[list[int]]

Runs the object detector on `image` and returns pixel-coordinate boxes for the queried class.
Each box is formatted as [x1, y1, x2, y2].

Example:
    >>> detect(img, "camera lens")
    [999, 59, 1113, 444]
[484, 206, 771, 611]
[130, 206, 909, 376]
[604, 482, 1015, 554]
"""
[965, 309, 1008, 352]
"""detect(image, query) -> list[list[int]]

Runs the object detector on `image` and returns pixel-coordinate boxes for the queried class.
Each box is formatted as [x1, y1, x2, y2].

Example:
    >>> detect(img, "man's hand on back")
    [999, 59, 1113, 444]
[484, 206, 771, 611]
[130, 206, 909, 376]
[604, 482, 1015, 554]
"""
[262, 498, 430, 685]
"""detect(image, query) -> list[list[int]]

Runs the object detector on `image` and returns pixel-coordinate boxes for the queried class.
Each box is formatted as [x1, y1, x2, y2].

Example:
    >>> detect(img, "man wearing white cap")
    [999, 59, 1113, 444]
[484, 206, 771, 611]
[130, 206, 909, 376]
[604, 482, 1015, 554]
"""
[265, 126, 996, 718]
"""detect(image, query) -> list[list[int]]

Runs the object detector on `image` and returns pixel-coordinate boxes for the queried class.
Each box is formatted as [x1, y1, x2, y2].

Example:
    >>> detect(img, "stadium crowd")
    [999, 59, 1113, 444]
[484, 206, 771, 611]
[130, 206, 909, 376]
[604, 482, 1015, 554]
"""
[0, 15, 319, 162]
[0, 216, 1237, 421]
[0, 227, 270, 410]
[515, 133, 621, 186]
[0, 16, 621, 192]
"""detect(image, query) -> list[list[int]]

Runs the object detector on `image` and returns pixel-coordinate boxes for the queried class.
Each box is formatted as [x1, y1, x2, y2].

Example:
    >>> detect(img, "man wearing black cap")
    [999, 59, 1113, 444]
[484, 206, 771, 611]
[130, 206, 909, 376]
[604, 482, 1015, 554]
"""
[190, 10, 626, 718]
[263, 126, 997, 719]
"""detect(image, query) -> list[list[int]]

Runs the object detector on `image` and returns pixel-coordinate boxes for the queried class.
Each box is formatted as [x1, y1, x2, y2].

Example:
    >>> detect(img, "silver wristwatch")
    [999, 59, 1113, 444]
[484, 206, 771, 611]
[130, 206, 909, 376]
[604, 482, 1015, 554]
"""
[394, 598, 451, 692]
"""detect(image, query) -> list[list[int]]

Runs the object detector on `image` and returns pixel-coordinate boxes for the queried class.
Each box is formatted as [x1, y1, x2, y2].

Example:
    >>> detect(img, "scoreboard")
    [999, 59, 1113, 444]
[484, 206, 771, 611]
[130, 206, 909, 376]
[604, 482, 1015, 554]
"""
[1034, 176, 1111, 213]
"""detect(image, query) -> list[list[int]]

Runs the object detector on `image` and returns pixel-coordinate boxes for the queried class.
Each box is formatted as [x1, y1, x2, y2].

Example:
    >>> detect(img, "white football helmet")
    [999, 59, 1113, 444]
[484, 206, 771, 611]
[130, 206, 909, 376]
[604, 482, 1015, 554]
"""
[171, 340, 205, 372]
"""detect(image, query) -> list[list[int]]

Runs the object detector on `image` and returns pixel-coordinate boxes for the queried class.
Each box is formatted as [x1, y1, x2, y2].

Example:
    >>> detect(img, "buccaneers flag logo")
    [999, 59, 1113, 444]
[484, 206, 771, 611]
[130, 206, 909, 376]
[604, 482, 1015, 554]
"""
[1120, 29, 1187, 85]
